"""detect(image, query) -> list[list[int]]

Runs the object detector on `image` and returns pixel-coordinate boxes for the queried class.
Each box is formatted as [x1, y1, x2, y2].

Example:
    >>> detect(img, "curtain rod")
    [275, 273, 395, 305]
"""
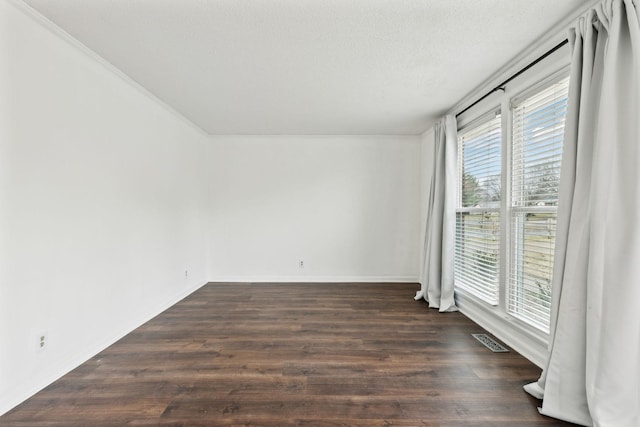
[455, 38, 569, 118]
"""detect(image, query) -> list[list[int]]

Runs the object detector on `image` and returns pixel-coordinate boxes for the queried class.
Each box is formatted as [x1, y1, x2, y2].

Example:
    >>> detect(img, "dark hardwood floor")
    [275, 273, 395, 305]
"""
[0, 283, 576, 426]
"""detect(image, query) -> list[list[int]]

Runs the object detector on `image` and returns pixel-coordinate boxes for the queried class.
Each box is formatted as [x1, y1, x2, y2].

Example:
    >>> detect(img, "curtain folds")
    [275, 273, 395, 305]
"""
[415, 115, 458, 312]
[524, 1, 640, 426]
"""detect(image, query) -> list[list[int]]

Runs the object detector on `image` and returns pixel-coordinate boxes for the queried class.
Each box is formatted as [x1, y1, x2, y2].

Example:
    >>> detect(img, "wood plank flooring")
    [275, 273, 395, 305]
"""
[0, 283, 577, 426]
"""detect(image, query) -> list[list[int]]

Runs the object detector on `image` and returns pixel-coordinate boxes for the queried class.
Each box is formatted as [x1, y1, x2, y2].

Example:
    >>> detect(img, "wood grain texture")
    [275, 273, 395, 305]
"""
[0, 283, 577, 426]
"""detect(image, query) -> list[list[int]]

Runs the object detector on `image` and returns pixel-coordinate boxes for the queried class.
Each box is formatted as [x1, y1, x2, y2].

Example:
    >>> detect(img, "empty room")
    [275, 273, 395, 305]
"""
[1, 0, 638, 425]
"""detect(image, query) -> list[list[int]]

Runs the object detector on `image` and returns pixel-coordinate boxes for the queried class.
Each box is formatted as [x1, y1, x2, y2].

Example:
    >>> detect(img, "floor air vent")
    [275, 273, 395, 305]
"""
[472, 334, 509, 352]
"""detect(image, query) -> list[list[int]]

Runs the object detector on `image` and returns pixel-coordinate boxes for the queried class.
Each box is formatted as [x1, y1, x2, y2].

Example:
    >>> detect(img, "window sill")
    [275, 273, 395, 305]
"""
[455, 290, 549, 368]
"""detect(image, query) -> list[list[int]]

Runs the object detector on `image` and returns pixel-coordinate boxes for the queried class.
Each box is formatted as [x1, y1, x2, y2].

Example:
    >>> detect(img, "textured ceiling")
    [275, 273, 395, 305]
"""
[21, 0, 585, 135]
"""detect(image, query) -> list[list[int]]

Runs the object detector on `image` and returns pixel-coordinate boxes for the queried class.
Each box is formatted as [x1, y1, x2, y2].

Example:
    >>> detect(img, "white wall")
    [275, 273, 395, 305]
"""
[0, 0, 209, 415]
[207, 135, 422, 282]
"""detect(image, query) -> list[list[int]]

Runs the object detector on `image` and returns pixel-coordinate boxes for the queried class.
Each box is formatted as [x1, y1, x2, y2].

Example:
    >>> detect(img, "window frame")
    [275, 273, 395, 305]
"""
[452, 49, 571, 345]
[508, 71, 570, 333]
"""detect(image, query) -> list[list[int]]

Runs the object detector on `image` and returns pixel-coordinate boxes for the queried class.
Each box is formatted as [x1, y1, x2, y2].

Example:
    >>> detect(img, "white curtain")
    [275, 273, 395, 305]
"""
[414, 115, 457, 312]
[524, 1, 640, 425]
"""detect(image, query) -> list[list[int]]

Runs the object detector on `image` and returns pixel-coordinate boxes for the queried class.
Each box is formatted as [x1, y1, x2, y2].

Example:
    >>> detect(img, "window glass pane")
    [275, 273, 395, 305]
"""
[455, 211, 500, 305]
[458, 114, 502, 208]
[455, 112, 502, 305]
[512, 78, 569, 207]
[509, 212, 556, 331]
[509, 76, 569, 333]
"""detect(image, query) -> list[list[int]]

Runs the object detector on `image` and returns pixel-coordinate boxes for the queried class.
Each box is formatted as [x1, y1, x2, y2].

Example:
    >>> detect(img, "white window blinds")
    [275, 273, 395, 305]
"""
[455, 113, 502, 305]
[508, 76, 569, 332]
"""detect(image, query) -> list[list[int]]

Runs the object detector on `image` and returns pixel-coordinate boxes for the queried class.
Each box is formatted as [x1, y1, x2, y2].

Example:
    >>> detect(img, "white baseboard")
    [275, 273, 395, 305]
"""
[0, 280, 208, 417]
[207, 275, 420, 283]
[455, 292, 548, 368]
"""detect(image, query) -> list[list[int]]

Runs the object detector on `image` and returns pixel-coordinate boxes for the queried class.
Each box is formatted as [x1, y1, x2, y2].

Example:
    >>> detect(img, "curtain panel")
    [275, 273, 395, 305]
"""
[415, 115, 458, 312]
[525, 1, 640, 425]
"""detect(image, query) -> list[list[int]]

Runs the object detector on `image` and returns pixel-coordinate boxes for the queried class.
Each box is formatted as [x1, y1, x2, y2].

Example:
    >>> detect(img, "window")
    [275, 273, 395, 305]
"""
[455, 112, 502, 305]
[454, 72, 570, 336]
[509, 76, 569, 332]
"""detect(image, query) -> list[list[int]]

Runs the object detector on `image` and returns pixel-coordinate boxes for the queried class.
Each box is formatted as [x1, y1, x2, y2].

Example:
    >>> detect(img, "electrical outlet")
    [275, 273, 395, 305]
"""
[298, 260, 304, 268]
[185, 269, 189, 278]
[38, 334, 46, 350]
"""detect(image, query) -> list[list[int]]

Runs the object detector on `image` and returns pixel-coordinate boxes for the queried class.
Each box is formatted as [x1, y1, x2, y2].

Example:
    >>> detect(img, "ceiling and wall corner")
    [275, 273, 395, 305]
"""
[447, 0, 603, 119]
[20, 0, 586, 136]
